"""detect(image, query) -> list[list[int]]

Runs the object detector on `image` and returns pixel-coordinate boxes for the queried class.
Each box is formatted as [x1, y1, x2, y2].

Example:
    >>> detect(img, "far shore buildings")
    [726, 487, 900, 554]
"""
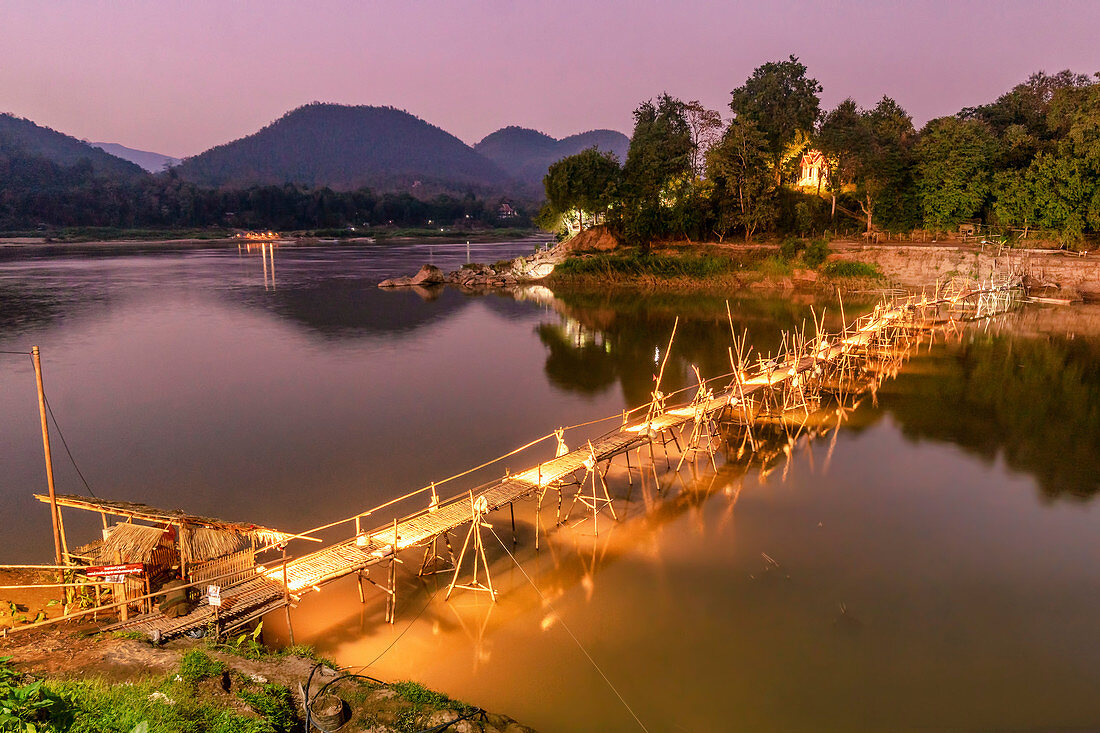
[796, 150, 829, 190]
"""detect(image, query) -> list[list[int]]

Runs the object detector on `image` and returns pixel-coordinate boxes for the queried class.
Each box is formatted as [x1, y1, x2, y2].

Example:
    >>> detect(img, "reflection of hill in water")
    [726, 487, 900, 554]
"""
[247, 282, 470, 339]
[873, 332, 1100, 500]
[244, 280, 548, 341]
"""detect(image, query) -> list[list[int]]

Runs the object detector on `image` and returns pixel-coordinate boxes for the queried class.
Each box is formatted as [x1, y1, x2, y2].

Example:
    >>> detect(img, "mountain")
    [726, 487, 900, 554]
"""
[0, 113, 145, 179]
[92, 142, 180, 173]
[174, 103, 509, 193]
[475, 126, 630, 189]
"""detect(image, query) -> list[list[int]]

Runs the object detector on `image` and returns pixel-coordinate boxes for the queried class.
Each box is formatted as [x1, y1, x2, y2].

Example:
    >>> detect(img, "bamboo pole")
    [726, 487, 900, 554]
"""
[31, 346, 63, 567]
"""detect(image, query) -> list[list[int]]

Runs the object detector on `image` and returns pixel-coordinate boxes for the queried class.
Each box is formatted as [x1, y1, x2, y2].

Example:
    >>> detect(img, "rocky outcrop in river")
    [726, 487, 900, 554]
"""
[378, 246, 562, 290]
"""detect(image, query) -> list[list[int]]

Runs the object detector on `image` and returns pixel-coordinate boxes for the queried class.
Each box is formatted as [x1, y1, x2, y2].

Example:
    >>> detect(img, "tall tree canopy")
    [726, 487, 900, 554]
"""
[816, 96, 914, 234]
[542, 147, 620, 231]
[706, 118, 777, 242]
[729, 56, 822, 183]
[617, 94, 693, 252]
[914, 117, 995, 229]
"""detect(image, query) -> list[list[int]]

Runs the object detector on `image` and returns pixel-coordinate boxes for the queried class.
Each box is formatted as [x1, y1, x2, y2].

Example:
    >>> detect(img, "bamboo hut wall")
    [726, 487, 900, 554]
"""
[190, 548, 255, 589]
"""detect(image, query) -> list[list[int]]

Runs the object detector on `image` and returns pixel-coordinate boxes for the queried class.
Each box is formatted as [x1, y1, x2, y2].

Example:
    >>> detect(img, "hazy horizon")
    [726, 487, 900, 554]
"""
[3, 0, 1099, 158]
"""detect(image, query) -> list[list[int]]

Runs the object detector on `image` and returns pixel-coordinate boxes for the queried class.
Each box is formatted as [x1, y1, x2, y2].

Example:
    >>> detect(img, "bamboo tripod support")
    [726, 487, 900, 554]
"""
[445, 493, 497, 602]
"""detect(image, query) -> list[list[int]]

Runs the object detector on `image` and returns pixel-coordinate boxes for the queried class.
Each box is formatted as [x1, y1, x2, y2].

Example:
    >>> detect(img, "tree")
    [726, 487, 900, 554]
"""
[682, 100, 723, 178]
[816, 97, 914, 235]
[991, 168, 1037, 234]
[961, 69, 1093, 139]
[543, 147, 620, 232]
[729, 55, 822, 184]
[706, 118, 777, 242]
[617, 94, 693, 253]
[817, 98, 862, 220]
[914, 117, 995, 230]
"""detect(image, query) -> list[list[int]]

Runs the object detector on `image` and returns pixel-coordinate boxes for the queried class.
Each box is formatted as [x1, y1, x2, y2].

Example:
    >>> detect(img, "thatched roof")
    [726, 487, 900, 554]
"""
[35, 494, 291, 543]
[186, 526, 251, 562]
[79, 523, 166, 564]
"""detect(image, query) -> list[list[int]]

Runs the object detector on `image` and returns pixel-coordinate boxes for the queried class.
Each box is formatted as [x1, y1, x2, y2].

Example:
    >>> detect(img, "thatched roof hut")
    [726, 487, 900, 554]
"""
[37, 494, 292, 581]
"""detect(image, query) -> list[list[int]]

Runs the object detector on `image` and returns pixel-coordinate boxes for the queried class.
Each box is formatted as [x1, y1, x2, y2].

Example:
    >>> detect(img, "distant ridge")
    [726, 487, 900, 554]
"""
[92, 142, 181, 173]
[475, 126, 629, 188]
[174, 103, 510, 193]
[0, 113, 145, 179]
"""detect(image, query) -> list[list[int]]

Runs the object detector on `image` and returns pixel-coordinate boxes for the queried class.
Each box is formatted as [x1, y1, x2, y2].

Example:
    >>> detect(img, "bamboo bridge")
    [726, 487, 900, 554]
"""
[87, 275, 1021, 641]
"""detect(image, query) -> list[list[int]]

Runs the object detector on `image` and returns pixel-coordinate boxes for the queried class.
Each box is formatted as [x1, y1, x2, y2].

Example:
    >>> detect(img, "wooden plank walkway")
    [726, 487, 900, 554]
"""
[268, 293, 955, 595]
[104, 281, 1022, 638]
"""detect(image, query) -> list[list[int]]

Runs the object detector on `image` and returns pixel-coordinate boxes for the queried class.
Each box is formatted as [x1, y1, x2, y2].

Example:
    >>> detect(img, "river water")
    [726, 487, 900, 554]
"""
[1, 240, 1097, 730]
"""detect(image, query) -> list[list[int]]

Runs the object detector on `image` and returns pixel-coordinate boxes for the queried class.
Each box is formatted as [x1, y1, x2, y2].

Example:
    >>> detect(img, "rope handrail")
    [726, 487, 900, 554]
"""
[265, 285, 1022, 552]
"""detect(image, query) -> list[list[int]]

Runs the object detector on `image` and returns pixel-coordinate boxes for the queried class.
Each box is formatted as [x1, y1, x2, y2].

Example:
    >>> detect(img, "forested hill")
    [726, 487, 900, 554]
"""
[0, 113, 145, 179]
[174, 103, 510, 193]
[475, 126, 629, 188]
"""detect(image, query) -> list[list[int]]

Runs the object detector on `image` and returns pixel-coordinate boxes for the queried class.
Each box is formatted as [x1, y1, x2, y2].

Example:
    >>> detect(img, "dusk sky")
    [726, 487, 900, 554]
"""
[4, 0, 1098, 158]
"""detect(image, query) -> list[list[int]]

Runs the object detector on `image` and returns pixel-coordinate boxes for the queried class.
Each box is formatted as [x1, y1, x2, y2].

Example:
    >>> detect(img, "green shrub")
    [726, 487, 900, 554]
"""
[822, 260, 884, 279]
[778, 237, 805, 261]
[0, 656, 60, 731]
[237, 684, 297, 733]
[177, 650, 225, 685]
[803, 239, 830, 268]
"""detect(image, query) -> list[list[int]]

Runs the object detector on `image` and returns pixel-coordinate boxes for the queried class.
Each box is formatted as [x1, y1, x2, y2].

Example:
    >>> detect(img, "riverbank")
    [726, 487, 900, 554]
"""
[0, 227, 542, 248]
[0, 624, 534, 732]
[539, 228, 1100, 300]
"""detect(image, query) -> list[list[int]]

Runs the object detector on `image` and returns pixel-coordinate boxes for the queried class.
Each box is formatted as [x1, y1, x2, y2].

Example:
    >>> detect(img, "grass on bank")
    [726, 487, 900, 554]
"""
[2, 650, 283, 733]
[551, 237, 884, 288]
[1, 640, 478, 733]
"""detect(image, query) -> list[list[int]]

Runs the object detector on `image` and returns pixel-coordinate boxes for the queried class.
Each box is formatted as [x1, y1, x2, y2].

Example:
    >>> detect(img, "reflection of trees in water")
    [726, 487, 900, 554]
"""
[0, 282, 110, 337]
[876, 334, 1100, 499]
[537, 290, 876, 408]
[541, 289, 1100, 501]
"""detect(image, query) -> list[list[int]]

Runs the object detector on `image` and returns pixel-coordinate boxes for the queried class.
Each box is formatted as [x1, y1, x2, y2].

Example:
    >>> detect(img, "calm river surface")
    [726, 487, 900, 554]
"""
[1, 240, 1098, 730]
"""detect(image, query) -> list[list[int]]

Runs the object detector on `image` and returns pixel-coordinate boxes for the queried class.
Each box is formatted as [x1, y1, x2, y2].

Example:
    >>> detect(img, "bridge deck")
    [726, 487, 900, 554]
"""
[270, 303, 925, 594]
[79, 287, 1019, 641]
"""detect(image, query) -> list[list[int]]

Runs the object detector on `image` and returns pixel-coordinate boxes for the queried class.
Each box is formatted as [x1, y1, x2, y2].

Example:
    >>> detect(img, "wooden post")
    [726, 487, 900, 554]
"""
[389, 519, 398, 624]
[178, 524, 191, 582]
[535, 490, 542, 552]
[117, 582, 128, 622]
[281, 546, 295, 646]
[31, 346, 63, 566]
[56, 506, 70, 565]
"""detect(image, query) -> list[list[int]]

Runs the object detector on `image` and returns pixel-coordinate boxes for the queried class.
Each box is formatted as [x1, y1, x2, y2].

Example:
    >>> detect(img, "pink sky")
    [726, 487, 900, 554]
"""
[3, 0, 1098, 159]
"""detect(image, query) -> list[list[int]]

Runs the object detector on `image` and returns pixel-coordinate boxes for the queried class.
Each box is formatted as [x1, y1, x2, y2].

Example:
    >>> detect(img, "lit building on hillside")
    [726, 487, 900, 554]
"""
[796, 150, 829, 190]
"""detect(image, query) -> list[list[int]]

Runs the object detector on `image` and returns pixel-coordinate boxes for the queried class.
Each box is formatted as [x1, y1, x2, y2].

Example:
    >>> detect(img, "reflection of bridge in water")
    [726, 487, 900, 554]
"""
[100, 275, 1021, 642]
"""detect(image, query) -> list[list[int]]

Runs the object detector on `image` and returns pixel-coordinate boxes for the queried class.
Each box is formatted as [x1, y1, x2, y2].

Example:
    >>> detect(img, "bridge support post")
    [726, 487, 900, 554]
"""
[386, 519, 398, 624]
[567, 442, 618, 535]
[445, 493, 497, 602]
